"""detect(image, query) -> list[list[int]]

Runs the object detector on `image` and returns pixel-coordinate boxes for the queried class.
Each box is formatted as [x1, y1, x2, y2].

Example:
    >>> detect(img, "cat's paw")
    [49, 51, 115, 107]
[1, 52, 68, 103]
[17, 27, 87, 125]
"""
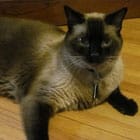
[108, 88, 138, 116]
[118, 99, 138, 116]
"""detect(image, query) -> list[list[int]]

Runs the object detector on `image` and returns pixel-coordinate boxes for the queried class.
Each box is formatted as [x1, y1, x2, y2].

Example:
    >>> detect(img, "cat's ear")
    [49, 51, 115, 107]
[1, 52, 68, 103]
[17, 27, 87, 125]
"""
[105, 7, 127, 31]
[64, 5, 85, 30]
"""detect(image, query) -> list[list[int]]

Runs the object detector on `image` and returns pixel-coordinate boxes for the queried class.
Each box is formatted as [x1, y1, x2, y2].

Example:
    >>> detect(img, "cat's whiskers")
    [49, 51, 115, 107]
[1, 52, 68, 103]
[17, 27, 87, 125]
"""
[106, 56, 118, 60]
[66, 55, 89, 74]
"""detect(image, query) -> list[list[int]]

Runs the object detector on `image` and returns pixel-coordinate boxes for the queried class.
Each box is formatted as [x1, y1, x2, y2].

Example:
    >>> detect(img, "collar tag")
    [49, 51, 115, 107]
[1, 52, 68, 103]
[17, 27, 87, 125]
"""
[93, 83, 98, 99]
[89, 68, 100, 102]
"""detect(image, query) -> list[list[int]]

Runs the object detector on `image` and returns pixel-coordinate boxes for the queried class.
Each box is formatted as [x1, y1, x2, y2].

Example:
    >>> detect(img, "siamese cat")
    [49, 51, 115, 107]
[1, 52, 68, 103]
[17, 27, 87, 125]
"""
[0, 5, 138, 140]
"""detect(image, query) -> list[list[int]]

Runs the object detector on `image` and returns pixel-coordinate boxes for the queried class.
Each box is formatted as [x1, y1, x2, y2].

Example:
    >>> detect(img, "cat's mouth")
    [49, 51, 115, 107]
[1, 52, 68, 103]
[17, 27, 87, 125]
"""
[87, 68, 96, 73]
[86, 58, 110, 71]
[86, 62, 101, 73]
[86, 55, 117, 66]
[86, 58, 106, 67]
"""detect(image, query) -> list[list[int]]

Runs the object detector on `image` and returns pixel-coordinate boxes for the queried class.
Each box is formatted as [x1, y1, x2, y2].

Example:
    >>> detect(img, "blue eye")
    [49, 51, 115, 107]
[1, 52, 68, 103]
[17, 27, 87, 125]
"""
[77, 37, 82, 42]
[102, 38, 112, 48]
[77, 36, 89, 47]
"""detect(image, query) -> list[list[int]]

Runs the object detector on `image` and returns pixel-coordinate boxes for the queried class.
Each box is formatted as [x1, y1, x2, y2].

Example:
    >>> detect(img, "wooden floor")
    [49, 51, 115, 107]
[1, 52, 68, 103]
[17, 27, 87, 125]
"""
[0, 19, 140, 140]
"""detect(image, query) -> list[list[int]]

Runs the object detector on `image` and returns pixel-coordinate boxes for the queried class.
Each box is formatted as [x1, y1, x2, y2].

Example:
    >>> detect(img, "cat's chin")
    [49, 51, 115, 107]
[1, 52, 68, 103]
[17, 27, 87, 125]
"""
[88, 62, 103, 68]
[86, 64, 100, 72]
[87, 68, 96, 73]
[86, 61, 106, 72]
[87, 58, 109, 68]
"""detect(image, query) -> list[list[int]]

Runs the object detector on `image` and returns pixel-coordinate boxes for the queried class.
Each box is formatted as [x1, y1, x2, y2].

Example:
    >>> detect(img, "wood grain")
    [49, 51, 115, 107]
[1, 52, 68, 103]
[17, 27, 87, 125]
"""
[0, 0, 140, 25]
[0, 18, 140, 140]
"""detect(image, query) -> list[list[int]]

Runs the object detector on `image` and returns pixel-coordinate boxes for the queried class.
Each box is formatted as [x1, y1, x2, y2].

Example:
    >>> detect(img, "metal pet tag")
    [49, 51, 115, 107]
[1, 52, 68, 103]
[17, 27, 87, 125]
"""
[93, 83, 98, 99]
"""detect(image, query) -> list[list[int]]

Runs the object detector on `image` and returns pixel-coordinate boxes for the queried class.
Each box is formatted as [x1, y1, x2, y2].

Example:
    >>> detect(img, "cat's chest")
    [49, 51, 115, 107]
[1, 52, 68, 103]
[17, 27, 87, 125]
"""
[49, 69, 93, 95]
[45, 68, 94, 110]
[37, 57, 123, 112]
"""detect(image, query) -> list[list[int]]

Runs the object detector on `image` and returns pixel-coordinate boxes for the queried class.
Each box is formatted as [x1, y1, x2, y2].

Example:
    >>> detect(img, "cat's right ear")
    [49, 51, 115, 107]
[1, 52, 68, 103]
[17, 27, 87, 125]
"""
[64, 5, 85, 30]
[105, 7, 127, 31]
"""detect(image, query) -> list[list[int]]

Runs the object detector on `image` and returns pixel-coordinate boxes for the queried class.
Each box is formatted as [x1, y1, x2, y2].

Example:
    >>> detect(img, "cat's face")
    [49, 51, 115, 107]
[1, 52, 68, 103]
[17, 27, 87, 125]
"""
[64, 6, 127, 65]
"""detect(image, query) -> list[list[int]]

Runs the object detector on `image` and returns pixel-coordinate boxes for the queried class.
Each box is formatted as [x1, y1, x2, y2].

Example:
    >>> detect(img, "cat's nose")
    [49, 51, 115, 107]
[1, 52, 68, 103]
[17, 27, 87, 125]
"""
[87, 52, 99, 63]
[90, 52, 99, 57]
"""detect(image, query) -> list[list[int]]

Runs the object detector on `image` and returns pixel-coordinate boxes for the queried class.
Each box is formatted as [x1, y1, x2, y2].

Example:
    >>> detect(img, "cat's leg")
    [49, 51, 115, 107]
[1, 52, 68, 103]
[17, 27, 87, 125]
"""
[107, 87, 138, 116]
[21, 96, 53, 140]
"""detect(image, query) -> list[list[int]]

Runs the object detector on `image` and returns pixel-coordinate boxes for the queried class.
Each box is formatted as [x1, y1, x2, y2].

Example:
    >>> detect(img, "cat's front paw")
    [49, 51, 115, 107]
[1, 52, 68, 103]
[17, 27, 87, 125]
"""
[118, 99, 138, 116]
[108, 88, 138, 116]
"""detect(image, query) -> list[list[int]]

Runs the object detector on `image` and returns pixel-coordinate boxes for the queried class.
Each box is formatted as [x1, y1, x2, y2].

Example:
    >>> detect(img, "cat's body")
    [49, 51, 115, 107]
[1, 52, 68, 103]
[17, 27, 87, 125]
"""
[0, 16, 122, 110]
[0, 17, 64, 101]
[0, 6, 138, 140]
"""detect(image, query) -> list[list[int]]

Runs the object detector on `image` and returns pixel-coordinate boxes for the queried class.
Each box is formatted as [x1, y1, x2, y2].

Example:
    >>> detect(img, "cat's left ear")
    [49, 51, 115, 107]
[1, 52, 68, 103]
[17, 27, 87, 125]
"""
[64, 5, 85, 30]
[105, 7, 128, 31]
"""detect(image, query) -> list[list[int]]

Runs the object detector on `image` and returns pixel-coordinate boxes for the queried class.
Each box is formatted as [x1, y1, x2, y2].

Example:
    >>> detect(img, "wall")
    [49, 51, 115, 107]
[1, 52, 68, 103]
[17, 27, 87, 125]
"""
[0, 0, 139, 25]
